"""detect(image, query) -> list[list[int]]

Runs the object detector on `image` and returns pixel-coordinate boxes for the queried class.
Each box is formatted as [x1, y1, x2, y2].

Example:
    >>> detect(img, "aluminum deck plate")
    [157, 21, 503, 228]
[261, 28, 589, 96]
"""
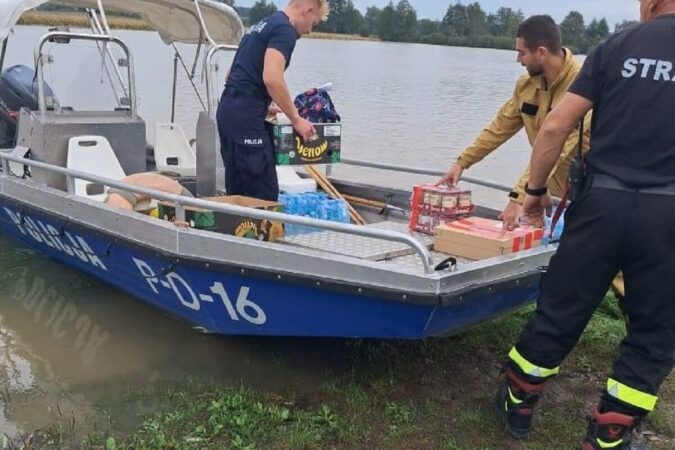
[278, 221, 433, 261]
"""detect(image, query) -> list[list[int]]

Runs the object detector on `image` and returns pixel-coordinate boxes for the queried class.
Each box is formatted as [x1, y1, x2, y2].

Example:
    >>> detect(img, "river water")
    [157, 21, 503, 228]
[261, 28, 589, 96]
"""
[0, 25, 544, 441]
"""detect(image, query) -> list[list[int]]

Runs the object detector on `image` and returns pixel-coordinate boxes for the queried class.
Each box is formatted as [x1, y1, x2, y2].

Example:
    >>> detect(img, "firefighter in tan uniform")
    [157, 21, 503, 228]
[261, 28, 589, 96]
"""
[438, 15, 590, 231]
[439, 15, 628, 328]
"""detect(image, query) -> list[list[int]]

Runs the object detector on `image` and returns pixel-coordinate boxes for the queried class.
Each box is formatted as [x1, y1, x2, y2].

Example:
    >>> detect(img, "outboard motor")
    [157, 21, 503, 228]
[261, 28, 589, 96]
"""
[0, 64, 57, 148]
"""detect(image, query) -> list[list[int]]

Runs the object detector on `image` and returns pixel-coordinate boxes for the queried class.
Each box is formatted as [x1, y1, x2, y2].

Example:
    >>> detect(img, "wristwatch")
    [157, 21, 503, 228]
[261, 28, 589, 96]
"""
[524, 183, 548, 197]
[508, 191, 520, 200]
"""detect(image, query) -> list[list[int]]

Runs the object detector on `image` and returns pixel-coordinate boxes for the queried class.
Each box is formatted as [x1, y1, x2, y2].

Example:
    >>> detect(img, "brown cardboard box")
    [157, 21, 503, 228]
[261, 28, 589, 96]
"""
[158, 195, 284, 242]
[434, 217, 543, 260]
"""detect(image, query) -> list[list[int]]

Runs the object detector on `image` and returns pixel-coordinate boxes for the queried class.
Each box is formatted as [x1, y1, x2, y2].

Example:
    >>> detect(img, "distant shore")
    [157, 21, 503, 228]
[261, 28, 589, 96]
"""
[18, 11, 149, 30]
[17, 11, 379, 42]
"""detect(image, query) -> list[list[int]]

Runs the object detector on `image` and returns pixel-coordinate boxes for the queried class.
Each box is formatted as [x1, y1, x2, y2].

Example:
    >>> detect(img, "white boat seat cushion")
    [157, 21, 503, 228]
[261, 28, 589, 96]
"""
[153, 123, 196, 177]
[66, 135, 126, 202]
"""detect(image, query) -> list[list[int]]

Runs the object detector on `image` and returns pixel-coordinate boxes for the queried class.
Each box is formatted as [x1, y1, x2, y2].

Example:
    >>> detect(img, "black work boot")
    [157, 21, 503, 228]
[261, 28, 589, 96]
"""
[582, 407, 650, 450]
[494, 367, 546, 439]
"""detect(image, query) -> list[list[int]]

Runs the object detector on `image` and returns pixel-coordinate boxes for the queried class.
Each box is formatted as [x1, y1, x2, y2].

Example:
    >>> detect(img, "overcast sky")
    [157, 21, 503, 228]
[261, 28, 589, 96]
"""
[236, 1, 638, 28]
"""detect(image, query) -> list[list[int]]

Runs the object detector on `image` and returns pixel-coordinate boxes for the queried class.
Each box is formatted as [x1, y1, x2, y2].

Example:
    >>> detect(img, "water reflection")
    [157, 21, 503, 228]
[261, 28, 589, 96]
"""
[0, 233, 348, 442]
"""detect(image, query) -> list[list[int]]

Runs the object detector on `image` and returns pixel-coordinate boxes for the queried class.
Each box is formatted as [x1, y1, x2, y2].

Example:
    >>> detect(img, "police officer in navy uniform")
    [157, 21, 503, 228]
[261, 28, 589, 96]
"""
[494, 1, 675, 448]
[217, 0, 329, 201]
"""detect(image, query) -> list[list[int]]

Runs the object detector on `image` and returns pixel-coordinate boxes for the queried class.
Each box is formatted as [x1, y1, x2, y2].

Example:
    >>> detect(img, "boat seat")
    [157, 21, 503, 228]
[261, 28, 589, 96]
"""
[153, 123, 196, 177]
[277, 166, 317, 193]
[66, 135, 126, 202]
[7, 145, 31, 178]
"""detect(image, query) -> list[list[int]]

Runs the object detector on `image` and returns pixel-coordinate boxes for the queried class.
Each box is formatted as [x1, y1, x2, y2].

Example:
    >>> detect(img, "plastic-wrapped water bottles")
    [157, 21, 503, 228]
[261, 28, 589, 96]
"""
[280, 192, 350, 236]
[551, 213, 565, 241]
[541, 212, 566, 246]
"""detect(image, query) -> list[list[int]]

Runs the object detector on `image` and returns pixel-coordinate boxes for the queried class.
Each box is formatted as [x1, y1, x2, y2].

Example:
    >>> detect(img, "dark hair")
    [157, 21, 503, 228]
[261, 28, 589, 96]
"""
[516, 15, 562, 53]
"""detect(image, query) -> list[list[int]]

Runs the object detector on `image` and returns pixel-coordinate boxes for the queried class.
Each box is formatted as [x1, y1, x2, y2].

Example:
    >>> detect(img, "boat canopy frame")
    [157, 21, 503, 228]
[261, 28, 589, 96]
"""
[0, 0, 243, 122]
[0, 0, 244, 45]
[34, 31, 137, 117]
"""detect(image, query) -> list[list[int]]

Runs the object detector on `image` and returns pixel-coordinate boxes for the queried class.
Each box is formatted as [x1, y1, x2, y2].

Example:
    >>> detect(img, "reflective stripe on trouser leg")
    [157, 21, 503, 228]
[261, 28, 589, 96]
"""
[596, 438, 625, 449]
[509, 346, 560, 379]
[606, 378, 658, 412]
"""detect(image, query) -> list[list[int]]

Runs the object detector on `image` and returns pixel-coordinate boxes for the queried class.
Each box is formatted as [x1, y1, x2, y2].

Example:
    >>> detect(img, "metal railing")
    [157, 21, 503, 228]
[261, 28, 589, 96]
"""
[0, 154, 435, 274]
[35, 32, 137, 117]
[205, 44, 239, 117]
[0, 39, 7, 74]
[341, 158, 512, 193]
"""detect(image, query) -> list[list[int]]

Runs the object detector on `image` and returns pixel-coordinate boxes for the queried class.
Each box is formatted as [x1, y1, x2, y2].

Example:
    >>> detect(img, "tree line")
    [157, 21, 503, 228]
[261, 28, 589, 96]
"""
[239, 0, 639, 54]
[35, 0, 639, 54]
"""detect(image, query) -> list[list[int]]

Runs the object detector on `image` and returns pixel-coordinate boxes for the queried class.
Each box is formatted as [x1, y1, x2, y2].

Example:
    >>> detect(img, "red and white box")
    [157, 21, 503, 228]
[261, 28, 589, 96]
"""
[409, 184, 475, 234]
[434, 217, 544, 260]
[410, 184, 475, 216]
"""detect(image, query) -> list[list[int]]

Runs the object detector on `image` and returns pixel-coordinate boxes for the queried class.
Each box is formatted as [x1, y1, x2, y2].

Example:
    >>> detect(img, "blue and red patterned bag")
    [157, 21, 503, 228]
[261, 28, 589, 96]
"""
[294, 88, 341, 123]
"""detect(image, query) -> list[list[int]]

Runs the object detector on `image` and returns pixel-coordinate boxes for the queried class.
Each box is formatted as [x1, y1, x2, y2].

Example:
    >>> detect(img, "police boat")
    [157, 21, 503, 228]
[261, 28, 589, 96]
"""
[0, 0, 556, 338]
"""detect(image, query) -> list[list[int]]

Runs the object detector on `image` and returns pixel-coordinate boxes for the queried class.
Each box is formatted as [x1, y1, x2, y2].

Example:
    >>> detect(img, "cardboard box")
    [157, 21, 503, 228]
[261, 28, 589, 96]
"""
[157, 195, 284, 242]
[272, 123, 341, 165]
[434, 217, 543, 260]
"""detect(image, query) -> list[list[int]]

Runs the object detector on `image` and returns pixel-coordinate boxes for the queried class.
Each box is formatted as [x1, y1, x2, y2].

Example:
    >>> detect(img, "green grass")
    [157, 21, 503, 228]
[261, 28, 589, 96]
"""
[19, 292, 675, 450]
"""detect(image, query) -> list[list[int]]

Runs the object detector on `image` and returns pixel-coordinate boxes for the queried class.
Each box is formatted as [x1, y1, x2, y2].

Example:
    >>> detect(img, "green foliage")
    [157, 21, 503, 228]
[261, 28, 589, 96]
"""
[249, 0, 277, 26]
[394, 0, 418, 42]
[488, 6, 524, 38]
[365, 1, 610, 53]
[561, 10, 587, 53]
[316, 0, 364, 35]
[102, 387, 350, 449]
[376, 2, 398, 41]
[442, 3, 470, 37]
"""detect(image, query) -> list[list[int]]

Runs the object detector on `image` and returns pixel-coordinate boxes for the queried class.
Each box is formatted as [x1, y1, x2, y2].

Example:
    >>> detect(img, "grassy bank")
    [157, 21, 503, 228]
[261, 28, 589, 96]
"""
[16, 11, 379, 42]
[14, 293, 674, 450]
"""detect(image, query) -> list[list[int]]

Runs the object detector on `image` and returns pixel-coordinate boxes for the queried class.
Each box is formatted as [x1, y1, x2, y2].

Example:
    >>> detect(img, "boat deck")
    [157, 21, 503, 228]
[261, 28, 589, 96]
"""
[278, 220, 470, 273]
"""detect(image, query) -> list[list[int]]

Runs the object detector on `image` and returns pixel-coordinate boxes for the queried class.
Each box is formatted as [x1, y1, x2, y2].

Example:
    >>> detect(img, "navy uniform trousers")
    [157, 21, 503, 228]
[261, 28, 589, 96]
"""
[510, 179, 675, 415]
[216, 91, 279, 201]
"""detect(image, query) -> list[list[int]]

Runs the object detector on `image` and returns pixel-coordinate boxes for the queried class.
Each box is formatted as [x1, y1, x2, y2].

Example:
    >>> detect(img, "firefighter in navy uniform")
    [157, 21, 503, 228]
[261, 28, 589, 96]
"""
[494, 1, 675, 449]
[217, 0, 329, 201]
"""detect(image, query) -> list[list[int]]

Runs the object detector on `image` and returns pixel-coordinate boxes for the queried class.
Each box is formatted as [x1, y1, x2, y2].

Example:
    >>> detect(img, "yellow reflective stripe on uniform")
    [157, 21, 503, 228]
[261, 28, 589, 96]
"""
[508, 387, 523, 405]
[508, 347, 560, 378]
[596, 438, 624, 449]
[606, 378, 658, 411]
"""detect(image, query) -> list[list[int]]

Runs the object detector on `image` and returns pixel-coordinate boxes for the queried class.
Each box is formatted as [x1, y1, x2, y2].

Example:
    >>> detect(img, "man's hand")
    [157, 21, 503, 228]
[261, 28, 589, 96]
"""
[292, 116, 316, 141]
[437, 163, 464, 186]
[499, 200, 523, 231]
[522, 193, 553, 228]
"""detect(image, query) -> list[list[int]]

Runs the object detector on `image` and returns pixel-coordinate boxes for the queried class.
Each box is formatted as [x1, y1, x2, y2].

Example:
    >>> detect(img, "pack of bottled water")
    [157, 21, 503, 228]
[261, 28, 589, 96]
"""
[278, 192, 349, 236]
[541, 212, 566, 246]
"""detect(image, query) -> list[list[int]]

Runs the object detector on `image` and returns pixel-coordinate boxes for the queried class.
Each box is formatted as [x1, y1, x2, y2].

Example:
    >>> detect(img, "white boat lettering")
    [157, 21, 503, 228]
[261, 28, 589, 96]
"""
[3, 207, 108, 271]
[209, 282, 266, 325]
[132, 257, 267, 325]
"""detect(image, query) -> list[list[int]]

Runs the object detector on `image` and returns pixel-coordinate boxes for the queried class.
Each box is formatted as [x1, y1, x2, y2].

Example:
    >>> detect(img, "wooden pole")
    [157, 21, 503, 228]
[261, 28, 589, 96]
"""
[306, 165, 366, 225]
[342, 194, 387, 210]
